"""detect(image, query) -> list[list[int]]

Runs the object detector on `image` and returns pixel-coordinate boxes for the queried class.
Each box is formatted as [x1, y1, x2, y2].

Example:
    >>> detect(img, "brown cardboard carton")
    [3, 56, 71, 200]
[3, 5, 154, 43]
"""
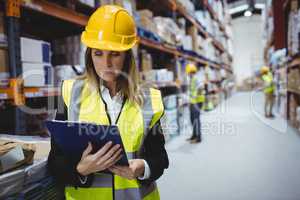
[0, 48, 8, 74]
[187, 25, 199, 51]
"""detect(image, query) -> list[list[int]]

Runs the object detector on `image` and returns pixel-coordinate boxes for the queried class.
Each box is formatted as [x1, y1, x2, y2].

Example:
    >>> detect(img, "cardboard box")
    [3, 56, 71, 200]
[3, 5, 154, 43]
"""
[0, 48, 8, 73]
[22, 62, 53, 87]
[21, 37, 51, 64]
[187, 25, 198, 51]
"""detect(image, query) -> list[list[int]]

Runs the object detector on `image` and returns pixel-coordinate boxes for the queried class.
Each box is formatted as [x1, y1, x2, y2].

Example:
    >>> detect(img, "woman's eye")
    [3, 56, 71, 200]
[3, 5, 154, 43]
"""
[94, 51, 103, 56]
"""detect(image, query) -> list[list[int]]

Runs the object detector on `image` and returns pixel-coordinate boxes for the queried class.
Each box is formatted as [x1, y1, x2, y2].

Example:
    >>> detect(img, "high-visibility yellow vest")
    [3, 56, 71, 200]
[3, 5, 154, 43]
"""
[262, 72, 275, 94]
[61, 79, 164, 200]
[189, 76, 205, 104]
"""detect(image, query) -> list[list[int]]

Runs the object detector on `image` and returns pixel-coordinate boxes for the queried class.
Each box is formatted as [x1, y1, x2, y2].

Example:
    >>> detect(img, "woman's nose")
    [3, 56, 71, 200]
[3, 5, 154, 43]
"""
[104, 55, 112, 68]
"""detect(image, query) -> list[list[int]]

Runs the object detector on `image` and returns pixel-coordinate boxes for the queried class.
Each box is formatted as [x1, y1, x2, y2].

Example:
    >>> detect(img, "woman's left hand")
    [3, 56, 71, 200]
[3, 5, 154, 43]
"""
[109, 159, 145, 180]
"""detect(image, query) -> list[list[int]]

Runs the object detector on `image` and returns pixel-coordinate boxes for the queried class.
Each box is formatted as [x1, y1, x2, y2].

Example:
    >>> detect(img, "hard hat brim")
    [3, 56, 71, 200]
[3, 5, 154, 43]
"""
[81, 32, 138, 51]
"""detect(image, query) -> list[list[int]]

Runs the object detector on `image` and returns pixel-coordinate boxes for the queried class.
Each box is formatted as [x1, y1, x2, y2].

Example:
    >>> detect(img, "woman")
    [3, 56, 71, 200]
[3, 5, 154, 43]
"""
[47, 5, 169, 200]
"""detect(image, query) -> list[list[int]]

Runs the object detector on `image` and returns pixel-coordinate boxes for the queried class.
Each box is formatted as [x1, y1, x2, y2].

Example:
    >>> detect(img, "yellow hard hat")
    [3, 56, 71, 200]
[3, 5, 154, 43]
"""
[81, 5, 138, 51]
[185, 63, 197, 74]
[260, 66, 269, 74]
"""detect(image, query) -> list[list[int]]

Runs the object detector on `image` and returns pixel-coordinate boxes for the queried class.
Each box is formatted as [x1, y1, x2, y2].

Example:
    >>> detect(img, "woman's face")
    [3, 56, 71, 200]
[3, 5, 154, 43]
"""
[91, 49, 126, 82]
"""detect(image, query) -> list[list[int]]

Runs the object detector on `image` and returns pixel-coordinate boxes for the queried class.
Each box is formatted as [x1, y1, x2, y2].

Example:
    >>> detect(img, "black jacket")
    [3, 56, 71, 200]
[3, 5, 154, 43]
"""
[47, 95, 169, 188]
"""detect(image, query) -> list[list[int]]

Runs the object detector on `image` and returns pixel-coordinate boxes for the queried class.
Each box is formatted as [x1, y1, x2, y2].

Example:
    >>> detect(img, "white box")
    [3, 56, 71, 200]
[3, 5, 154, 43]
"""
[22, 62, 53, 87]
[21, 37, 51, 63]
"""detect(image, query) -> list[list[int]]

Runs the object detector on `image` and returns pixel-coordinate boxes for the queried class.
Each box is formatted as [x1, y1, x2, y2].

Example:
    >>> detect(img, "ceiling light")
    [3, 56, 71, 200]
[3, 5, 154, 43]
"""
[244, 10, 252, 17]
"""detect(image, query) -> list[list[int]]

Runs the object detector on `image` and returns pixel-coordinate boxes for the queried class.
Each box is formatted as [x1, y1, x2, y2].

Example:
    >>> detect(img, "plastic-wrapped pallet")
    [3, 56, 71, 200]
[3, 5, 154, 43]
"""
[136, 10, 157, 34]
[153, 17, 181, 45]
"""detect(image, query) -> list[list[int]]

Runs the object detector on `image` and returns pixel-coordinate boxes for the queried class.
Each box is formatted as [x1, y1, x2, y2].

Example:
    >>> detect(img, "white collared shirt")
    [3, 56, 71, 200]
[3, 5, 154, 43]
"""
[100, 85, 151, 180]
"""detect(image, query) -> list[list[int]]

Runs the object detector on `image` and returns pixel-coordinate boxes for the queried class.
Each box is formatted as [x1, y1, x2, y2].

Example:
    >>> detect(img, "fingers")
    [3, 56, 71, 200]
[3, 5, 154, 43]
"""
[101, 148, 123, 166]
[93, 141, 113, 158]
[82, 142, 93, 158]
[109, 166, 124, 176]
[100, 144, 121, 162]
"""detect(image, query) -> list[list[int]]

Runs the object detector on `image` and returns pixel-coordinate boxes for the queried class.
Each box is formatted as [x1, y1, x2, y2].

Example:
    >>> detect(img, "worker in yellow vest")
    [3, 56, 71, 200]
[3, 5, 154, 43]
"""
[261, 66, 275, 118]
[48, 5, 169, 200]
[186, 63, 205, 144]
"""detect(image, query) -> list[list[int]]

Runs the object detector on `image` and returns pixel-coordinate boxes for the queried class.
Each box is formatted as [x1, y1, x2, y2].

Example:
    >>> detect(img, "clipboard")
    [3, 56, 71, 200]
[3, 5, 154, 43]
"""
[45, 120, 129, 166]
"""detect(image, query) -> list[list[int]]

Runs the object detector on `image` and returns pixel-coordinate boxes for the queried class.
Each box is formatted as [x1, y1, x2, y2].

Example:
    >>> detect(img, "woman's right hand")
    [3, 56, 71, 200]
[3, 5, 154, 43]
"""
[76, 142, 122, 176]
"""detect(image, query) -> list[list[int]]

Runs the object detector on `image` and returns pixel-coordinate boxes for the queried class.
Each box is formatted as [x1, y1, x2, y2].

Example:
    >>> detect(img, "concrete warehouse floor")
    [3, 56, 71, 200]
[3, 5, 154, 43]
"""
[158, 92, 300, 200]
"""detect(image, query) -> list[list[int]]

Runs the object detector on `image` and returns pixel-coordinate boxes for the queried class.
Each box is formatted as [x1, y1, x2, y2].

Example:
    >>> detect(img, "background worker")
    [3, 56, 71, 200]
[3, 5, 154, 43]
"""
[48, 5, 169, 200]
[186, 63, 205, 144]
[260, 66, 275, 118]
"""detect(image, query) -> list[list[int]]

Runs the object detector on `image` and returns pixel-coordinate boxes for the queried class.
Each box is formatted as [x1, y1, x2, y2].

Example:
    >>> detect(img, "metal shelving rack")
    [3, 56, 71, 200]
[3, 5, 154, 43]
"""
[0, 0, 234, 134]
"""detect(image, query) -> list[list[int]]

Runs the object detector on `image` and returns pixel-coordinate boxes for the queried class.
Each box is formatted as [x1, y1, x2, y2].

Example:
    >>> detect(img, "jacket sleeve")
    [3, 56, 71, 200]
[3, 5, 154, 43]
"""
[47, 95, 94, 188]
[139, 121, 169, 185]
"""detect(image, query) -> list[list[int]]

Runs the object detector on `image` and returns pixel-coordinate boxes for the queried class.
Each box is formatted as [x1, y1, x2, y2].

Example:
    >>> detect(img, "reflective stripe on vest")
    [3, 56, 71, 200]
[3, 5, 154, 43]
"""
[62, 79, 163, 200]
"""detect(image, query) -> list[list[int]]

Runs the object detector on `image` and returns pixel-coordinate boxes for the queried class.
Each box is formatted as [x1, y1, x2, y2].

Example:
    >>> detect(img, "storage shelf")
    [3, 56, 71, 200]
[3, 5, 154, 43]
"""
[24, 87, 61, 98]
[22, 0, 89, 26]
[21, 0, 232, 72]
[0, 87, 61, 100]
[139, 37, 230, 71]
[167, 0, 232, 58]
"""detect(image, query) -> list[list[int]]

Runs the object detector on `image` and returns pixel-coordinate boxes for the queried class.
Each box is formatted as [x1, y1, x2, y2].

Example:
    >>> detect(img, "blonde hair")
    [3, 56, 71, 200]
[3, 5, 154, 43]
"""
[80, 48, 143, 105]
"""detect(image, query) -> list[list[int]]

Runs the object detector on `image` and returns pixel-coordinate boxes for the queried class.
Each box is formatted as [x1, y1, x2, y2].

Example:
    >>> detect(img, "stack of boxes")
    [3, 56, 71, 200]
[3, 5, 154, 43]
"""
[136, 10, 157, 34]
[153, 17, 182, 45]
[21, 37, 52, 87]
